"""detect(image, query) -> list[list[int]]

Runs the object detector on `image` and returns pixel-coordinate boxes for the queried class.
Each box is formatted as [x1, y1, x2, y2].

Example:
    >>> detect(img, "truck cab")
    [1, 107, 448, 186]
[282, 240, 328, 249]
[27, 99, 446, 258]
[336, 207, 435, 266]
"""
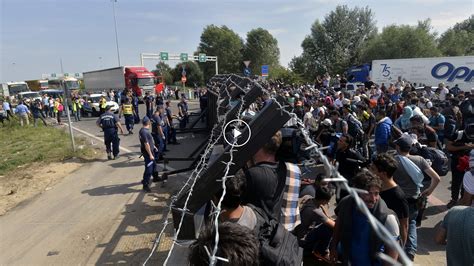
[124, 66, 157, 99]
[48, 77, 80, 92]
[6, 81, 29, 97]
[346, 63, 372, 83]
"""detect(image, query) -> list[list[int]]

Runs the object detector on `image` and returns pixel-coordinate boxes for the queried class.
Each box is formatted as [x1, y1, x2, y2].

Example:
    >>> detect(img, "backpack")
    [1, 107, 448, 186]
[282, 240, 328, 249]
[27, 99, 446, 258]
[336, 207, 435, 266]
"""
[443, 115, 457, 140]
[416, 146, 449, 176]
[57, 103, 64, 112]
[249, 205, 303, 266]
[345, 114, 364, 138]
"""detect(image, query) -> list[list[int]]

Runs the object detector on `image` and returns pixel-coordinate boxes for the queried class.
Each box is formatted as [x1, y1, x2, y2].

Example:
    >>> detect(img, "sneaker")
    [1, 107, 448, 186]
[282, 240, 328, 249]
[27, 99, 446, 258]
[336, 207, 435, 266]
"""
[407, 253, 415, 261]
[161, 179, 167, 187]
[143, 185, 151, 192]
[114, 154, 120, 160]
[107, 153, 113, 160]
[447, 200, 457, 209]
[129, 130, 134, 134]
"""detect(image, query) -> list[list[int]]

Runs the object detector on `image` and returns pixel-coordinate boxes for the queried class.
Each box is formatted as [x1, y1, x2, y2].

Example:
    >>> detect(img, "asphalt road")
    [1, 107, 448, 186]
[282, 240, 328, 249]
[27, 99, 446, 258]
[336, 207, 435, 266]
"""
[0, 99, 449, 265]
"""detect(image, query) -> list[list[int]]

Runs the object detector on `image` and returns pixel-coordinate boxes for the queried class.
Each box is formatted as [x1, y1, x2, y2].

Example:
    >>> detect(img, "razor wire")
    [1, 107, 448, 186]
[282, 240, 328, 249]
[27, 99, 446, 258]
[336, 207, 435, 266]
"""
[143, 76, 235, 265]
[160, 77, 246, 265]
[209, 96, 246, 265]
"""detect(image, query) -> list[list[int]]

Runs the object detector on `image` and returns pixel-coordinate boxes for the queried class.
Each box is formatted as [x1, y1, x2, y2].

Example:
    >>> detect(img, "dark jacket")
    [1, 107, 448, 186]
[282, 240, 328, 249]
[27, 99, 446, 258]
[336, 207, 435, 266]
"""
[335, 196, 395, 265]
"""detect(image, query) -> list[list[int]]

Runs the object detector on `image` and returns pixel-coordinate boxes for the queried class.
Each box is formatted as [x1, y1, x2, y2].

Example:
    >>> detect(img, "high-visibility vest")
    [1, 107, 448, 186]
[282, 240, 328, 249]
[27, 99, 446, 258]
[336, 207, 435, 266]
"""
[100, 98, 107, 109]
[122, 104, 133, 115]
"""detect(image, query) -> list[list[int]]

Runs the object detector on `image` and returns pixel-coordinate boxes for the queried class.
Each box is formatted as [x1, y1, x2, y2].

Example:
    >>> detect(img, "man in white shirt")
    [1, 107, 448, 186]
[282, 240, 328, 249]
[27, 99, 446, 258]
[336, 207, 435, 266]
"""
[439, 83, 449, 101]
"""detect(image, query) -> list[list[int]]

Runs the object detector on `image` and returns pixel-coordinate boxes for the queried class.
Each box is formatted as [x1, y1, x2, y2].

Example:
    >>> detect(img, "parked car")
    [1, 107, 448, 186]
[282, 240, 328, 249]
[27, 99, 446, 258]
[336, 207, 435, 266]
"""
[17, 91, 42, 102]
[82, 94, 119, 116]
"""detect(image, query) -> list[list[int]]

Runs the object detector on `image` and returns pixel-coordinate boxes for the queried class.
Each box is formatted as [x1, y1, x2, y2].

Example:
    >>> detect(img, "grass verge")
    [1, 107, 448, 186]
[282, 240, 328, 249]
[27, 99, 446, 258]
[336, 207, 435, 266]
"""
[0, 123, 97, 176]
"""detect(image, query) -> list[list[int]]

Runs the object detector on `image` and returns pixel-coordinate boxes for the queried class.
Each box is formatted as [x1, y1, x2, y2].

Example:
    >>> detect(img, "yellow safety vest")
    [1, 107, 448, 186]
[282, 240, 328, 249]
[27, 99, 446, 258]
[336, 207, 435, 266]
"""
[100, 99, 107, 109]
[122, 104, 133, 115]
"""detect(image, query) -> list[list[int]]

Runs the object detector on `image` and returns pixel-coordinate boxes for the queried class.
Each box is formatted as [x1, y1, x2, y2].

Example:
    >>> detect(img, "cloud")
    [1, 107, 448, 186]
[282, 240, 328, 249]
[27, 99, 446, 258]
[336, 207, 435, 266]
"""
[268, 28, 289, 36]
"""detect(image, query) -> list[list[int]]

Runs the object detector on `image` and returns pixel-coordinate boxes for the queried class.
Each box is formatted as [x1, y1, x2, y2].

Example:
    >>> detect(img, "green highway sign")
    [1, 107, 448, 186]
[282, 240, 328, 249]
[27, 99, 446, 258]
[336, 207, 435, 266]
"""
[160, 52, 169, 60]
[64, 73, 70, 77]
[74, 73, 80, 77]
[198, 53, 207, 62]
[180, 53, 188, 61]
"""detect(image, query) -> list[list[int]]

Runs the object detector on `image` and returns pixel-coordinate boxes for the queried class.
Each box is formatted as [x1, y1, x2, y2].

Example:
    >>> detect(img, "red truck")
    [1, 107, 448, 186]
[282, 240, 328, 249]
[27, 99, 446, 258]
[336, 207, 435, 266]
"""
[83, 66, 163, 99]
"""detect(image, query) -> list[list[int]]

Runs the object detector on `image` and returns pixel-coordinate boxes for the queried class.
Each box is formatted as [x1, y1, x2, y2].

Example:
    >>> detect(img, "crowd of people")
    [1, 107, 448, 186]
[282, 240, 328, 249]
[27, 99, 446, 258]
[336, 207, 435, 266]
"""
[0, 94, 67, 127]
[188, 79, 473, 266]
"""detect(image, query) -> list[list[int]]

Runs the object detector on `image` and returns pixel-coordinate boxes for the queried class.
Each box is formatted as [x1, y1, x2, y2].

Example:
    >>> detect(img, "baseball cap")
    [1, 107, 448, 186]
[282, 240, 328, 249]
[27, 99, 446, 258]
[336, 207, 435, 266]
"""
[394, 134, 414, 150]
[142, 116, 150, 124]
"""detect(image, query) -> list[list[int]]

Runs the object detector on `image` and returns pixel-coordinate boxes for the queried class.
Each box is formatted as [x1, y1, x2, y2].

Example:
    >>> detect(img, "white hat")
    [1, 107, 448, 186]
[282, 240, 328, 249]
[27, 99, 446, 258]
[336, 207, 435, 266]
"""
[322, 118, 332, 126]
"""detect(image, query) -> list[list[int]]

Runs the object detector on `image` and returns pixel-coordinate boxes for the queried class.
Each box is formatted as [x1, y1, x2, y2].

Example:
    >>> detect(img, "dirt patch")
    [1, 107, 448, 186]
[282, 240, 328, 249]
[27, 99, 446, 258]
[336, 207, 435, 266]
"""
[0, 161, 83, 215]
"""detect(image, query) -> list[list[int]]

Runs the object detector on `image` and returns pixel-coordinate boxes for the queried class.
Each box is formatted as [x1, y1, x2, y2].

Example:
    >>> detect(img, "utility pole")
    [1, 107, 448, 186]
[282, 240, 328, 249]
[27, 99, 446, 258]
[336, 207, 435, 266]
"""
[111, 0, 121, 66]
[61, 80, 76, 152]
[60, 58, 64, 74]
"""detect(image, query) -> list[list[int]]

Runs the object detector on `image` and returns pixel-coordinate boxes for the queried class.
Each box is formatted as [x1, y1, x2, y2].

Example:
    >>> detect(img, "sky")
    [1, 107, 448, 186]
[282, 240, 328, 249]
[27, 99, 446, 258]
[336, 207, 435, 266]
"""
[1, 0, 472, 83]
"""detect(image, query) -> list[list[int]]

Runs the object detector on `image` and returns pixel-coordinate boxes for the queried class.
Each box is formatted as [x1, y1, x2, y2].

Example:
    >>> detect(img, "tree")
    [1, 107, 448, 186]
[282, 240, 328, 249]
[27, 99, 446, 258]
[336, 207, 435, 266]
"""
[242, 28, 280, 76]
[438, 16, 474, 56]
[152, 61, 173, 85]
[292, 5, 377, 79]
[172, 61, 204, 86]
[269, 65, 303, 84]
[361, 19, 441, 61]
[197, 25, 244, 80]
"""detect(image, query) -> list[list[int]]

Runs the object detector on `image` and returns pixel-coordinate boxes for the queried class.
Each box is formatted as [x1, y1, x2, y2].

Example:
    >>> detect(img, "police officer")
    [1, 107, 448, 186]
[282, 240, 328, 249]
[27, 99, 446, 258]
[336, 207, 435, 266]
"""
[139, 116, 157, 192]
[96, 105, 124, 160]
[151, 110, 166, 159]
[144, 91, 154, 118]
[119, 97, 135, 135]
[132, 93, 140, 124]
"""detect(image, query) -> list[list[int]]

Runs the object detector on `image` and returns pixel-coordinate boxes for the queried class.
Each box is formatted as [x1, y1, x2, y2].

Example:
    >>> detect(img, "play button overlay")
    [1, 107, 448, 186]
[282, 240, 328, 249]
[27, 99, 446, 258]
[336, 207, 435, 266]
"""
[223, 119, 251, 147]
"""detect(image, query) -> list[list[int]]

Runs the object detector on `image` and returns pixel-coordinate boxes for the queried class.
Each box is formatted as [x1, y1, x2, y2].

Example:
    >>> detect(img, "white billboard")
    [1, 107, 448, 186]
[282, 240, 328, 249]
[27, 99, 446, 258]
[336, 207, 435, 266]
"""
[371, 56, 474, 90]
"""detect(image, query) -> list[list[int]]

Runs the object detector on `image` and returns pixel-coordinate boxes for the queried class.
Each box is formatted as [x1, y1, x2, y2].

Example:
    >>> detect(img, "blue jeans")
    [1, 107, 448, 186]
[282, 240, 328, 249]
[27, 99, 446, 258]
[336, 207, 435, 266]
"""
[406, 201, 418, 256]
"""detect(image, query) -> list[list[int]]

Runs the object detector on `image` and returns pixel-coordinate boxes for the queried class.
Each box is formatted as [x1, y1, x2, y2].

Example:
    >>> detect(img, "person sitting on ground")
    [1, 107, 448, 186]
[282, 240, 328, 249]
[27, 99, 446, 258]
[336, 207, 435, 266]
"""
[294, 186, 335, 262]
[189, 222, 260, 266]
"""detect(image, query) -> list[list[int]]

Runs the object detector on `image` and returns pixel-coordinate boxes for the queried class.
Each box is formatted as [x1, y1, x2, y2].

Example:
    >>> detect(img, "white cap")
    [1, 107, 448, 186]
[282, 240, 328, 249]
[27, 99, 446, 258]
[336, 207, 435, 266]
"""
[322, 118, 332, 126]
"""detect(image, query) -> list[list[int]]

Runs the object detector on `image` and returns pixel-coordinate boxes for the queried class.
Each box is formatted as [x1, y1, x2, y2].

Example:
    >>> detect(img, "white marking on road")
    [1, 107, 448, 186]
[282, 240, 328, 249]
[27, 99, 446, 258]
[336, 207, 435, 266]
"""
[52, 119, 133, 153]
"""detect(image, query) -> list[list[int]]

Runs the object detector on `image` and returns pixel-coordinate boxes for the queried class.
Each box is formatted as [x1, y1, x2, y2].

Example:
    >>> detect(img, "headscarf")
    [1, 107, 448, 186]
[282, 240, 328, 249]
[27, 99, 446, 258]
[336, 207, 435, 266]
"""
[400, 106, 413, 129]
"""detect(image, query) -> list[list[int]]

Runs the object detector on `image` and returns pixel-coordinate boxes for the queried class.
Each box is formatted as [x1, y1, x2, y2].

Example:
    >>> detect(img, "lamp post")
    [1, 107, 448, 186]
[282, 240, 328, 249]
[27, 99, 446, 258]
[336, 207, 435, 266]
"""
[111, 0, 121, 66]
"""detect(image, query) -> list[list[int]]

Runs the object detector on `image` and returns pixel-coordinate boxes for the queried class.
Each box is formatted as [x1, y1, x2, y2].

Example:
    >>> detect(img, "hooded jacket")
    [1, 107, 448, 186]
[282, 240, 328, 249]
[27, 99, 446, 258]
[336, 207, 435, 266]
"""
[375, 117, 393, 145]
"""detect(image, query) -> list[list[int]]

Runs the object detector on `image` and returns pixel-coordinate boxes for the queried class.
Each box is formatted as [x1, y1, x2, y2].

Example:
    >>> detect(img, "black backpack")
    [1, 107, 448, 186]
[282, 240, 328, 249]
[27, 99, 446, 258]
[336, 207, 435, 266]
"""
[444, 115, 457, 140]
[416, 146, 449, 176]
[249, 205, 303, 266]
[344, 114, 364, 138]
